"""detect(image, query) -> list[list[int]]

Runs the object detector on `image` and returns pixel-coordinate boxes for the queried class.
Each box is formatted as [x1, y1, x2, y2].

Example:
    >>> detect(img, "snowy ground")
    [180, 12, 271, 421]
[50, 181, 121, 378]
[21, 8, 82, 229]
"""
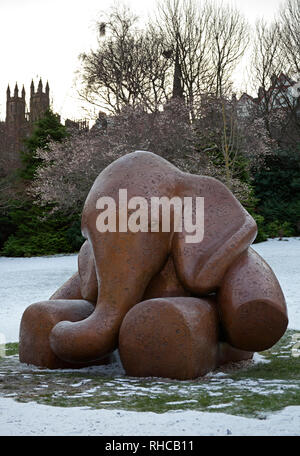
[0, 238, 299, 436]
[0, 397, 299, 436]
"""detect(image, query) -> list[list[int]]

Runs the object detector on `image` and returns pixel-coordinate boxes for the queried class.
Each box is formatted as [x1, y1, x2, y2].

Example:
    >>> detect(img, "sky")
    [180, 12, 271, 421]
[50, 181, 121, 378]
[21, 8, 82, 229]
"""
[0, 0, 284, 123]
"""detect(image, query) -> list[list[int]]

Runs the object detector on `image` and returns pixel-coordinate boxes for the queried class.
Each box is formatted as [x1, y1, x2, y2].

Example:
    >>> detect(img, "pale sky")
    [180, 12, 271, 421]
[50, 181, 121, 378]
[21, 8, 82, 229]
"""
[0, 0, 284, 123]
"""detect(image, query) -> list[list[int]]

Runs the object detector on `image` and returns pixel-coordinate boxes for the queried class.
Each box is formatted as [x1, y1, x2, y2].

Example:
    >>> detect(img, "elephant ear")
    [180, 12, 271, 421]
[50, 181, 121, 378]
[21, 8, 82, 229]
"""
[78, 240, 98, 303]
[171, 176, 257, 296]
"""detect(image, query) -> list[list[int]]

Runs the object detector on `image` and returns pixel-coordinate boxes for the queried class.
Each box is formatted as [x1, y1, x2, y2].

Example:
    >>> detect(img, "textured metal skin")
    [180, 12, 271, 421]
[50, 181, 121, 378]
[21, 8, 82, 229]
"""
[217, 343, 253, 367]
[218, 247, 288, 352]
[50, 272, 82, 300]
[119, 297, 220, 380]
[49, 151, 257, 364]
[19, 151, 287, 376]
[19, 300, 112, 368]
[119, 296, 253, 379]
[143, 256, 191, 300]
[78, 240, 98, 302]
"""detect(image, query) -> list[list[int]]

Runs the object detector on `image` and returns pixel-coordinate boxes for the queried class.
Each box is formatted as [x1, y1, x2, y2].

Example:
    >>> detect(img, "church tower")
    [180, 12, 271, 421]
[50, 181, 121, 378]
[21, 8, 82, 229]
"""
[29, 79, 50, 123]
[6, 83, 26, 125]
[5, 83, 28, 160]
[0, 78, 52, 173]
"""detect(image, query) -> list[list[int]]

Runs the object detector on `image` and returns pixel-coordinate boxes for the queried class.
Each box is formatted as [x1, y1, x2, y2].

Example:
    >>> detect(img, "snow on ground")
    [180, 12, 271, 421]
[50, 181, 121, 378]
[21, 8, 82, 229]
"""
[0, 238, 299, 436]
[0, 254, 77, 343]
[0, 397, 299, 436]
[252, 238, 300, 331]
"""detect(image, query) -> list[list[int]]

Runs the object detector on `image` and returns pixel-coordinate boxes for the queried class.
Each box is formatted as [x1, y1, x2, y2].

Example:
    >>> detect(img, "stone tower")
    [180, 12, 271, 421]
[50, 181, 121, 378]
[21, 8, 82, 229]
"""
[0, 78, 88, 176]
[29, 79, 50, 123]
[6, 83, 26, 125]
[0, 79, 50, 172]
[5, 83, 28, 158]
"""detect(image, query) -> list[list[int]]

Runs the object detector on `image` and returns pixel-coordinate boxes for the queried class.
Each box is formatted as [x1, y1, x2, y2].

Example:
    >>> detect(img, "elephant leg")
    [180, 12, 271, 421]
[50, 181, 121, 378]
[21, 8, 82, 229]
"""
[142, 257, 254, 368]
[119, 294, 254, 379]
[217, 247, 288, 352]
[19, 299, 111, 369]
[119, 297, 220, 380]
[50, 152, 180, 364]
[50, 230, 171, 364]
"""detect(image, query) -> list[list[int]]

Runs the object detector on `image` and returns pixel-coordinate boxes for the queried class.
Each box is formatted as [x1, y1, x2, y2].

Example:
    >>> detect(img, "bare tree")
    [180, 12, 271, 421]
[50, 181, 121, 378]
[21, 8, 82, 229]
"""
[196, 94, 272, 197]
[156, 0, 213, 120]
[251, 20, 284, 122]
[279, 0, 300, 75]
[209, 2, 249, 97]
[78, 5, 172, 114]
[250, 18, 300, 146]
[155, 0, 249, 118]
[78, 1, 250, 118]
[31, 99, 210, 214]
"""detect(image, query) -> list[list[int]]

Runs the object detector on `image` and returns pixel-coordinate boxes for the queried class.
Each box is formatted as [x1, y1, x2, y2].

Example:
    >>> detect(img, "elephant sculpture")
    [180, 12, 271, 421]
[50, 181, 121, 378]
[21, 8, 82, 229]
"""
[19, 151, 288, 379]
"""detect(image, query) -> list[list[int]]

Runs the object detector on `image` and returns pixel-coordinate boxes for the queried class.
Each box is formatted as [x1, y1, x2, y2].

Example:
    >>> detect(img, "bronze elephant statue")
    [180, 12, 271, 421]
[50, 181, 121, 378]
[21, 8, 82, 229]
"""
[19, 151, 288, 379]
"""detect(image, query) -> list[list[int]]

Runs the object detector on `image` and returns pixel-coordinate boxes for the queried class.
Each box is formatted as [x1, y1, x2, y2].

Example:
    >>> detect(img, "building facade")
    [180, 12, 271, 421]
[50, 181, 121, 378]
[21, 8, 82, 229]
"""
[236, 73, 300, 118]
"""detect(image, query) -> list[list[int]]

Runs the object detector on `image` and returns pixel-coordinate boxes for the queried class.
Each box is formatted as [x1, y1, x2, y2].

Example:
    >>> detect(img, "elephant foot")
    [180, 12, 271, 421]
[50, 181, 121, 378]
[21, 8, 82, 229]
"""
[19, 299, 113, 369]
[218, 248, 288, 352]
[119, 297, 220, 380]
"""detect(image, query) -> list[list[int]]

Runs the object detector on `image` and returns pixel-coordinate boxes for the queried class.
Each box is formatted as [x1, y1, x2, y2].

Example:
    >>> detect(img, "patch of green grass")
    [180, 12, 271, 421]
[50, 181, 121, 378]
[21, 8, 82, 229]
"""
[0, 330, 299, 418]
[231, 332, 300, 381]
[5, 343, 19, 357]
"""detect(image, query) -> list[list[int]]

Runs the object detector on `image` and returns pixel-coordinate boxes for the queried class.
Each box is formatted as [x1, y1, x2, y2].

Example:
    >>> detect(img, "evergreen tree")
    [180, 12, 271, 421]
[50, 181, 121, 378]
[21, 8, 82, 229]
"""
[1, 109, 84, 256]
[253, 148, 300, 237]
[20, 109, 68, 180]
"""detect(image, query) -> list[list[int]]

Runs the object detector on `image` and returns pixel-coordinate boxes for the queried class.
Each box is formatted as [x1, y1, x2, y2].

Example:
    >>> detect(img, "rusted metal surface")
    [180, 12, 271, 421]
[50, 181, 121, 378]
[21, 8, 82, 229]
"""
[19, 151, 287, 378]
[218, 247, 288, 352]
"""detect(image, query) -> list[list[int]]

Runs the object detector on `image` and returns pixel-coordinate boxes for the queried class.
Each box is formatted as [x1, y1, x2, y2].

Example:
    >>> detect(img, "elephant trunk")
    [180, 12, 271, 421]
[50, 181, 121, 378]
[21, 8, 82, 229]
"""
[49, 304, 124, 363]
[50, 231, 171, 364]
